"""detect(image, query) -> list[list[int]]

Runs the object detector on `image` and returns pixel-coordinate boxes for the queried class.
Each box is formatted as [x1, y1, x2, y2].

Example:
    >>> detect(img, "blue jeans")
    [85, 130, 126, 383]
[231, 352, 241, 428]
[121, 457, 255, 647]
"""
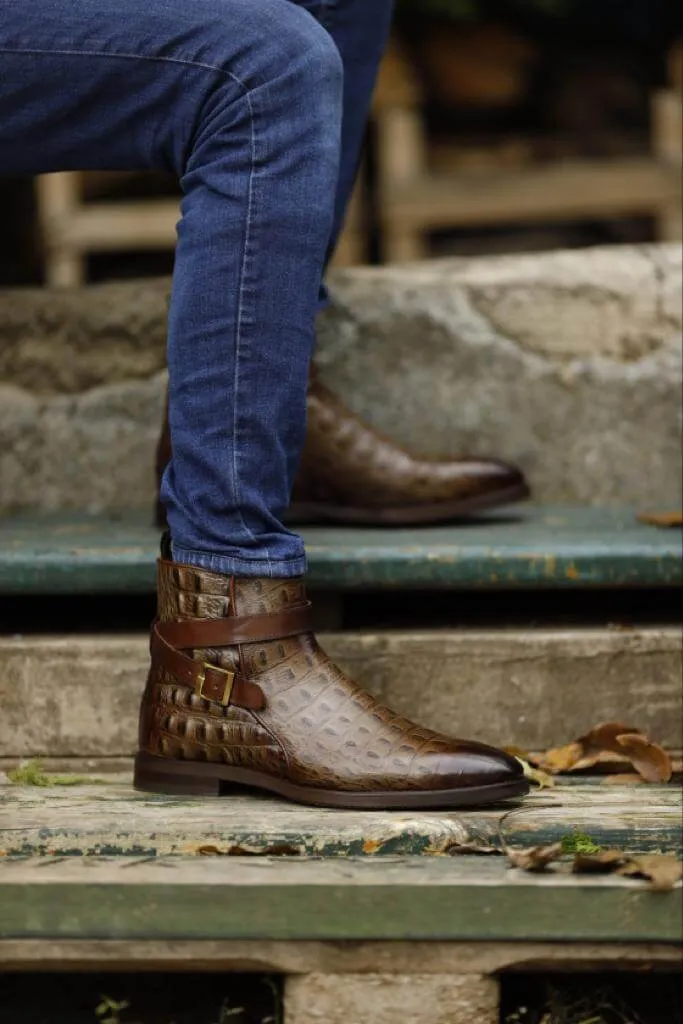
[0, 0, 394, 576]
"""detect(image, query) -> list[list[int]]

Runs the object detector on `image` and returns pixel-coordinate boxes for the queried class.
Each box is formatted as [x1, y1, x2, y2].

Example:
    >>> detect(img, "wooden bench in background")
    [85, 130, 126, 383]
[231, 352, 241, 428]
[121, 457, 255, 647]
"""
[35, 41, 682, 283]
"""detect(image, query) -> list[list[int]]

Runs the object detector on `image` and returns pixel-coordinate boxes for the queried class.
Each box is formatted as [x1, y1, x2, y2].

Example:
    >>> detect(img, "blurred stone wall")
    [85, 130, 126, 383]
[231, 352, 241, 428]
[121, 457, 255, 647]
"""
[0, 244, 680, 513]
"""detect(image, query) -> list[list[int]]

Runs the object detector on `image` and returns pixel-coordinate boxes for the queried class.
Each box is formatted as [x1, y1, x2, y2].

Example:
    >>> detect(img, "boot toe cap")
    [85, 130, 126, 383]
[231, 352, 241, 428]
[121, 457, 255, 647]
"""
[421, 741, 525, 790]
[451, 459, 529, 496]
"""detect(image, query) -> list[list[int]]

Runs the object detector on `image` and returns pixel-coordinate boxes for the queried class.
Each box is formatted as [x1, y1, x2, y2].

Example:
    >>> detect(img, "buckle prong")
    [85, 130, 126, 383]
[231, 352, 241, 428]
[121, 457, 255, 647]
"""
[195, 663, 235, 706]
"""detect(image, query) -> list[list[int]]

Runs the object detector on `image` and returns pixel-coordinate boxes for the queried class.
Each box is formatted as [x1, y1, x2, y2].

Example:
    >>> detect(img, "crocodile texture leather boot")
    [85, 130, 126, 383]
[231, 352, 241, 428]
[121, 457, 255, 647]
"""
[288, 379, 529, 524]
[134, 559, 528, 808]
[154, 378, 529, 527]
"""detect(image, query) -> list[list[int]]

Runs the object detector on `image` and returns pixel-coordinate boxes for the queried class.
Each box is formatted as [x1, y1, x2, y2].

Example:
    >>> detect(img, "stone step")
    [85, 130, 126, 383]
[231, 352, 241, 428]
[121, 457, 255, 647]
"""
[1, 507, 681, 594]
[2, 856, 679, 1024]
[1, 245, 681, 514]
[1, 628, 681, 757]
[0, 852, 680, 947]
[1, 774, 680, 858]
[1, 775, 679, 1024]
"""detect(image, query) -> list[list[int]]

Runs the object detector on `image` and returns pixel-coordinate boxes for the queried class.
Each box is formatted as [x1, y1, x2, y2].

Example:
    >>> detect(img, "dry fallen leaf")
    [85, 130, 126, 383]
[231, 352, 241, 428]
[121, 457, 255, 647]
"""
[637, 511, 683, 528]
[573, 850, 683, 891]
[534, 722, 641, 773]
[533, 742, 583, 773]
[507, 843, 563, 872]
[601, 773, 645, 786]
[615, 733, 672, 783]
[532, 721, 673, 782]
[617, 854, 683, 892]
[579, 722, 643, 757]
[572, 850, 629, 874]
[569, 750, 633, 773]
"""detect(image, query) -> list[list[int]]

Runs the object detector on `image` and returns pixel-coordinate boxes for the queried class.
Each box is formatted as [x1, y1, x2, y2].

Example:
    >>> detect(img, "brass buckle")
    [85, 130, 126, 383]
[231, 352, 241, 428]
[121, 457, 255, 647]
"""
[195, 663, 235, 707]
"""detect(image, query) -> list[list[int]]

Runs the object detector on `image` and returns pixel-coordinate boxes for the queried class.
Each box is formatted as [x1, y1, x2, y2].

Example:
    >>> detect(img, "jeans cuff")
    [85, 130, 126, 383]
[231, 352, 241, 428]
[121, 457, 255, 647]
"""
[170, 543, 308, 579]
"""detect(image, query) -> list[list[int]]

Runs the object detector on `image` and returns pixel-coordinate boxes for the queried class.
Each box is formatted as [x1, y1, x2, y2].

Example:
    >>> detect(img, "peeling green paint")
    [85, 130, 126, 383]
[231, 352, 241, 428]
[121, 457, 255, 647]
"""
[2, 778, 680, 860]
[0, 507, 681, 593]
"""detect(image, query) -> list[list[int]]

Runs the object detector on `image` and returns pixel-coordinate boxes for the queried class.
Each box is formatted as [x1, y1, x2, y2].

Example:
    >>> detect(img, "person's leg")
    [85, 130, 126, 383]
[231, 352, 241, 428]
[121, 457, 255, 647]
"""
[152, 0, 529, 529]
[1, 0, 526, 807]
[153, 0, 394, 526]
[1, 0, 342, 575]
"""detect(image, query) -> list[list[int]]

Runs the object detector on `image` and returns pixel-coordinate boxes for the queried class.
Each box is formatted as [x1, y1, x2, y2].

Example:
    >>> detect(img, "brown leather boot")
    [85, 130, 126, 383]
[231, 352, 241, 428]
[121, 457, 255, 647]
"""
[289, 379, 529, 524]
[134, 559, 528, 808]
[154, 378, 529, 527]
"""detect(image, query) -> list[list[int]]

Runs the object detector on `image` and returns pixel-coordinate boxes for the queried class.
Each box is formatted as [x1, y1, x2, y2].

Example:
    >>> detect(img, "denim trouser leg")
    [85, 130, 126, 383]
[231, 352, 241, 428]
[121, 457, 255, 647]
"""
[0, 0, 393, 578]
[0, 0, 343, 576]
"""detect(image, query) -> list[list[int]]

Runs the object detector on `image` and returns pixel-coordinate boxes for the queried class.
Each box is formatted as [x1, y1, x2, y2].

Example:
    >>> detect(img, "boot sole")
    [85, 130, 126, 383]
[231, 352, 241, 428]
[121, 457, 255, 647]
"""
[134, 753, 529, 809]
[285, 482, 530, 526]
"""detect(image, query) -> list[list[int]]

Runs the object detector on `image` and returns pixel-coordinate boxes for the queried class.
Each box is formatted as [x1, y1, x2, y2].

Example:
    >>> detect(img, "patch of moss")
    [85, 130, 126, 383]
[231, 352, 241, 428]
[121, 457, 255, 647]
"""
[7, 759, 104, 787]
[560, 832, 602, 855]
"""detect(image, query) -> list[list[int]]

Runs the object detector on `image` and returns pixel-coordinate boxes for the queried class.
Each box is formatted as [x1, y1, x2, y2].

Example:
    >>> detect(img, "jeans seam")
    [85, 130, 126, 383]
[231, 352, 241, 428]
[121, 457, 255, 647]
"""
[231, 86, 272, 567]
[0, 44, 253, 86]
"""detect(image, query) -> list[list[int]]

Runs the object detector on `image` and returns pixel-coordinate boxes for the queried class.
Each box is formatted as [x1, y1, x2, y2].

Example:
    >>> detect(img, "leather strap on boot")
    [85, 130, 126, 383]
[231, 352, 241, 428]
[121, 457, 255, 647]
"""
[152, 603, 314, 711]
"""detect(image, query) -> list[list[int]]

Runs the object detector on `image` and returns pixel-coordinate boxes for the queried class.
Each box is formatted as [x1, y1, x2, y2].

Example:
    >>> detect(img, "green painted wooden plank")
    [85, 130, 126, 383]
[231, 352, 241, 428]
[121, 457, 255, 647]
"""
[1, 778, 680, 858]
[0, 507, 680, 594]
[0, 857, 680, 943]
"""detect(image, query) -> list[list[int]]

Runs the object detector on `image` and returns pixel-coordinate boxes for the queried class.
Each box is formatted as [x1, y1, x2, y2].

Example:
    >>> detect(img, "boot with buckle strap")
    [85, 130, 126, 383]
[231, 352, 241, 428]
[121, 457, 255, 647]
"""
[134, 555, 528, 808]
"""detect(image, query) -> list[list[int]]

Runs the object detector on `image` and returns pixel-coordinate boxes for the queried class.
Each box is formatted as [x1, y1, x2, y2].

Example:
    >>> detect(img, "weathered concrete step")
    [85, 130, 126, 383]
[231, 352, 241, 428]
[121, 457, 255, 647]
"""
[1, 776, 680, 858]
[2, 628, 681, 757]
[1, 245, 681, 515]
[1, 854, 680, 945]
[1, 507, 682, 593]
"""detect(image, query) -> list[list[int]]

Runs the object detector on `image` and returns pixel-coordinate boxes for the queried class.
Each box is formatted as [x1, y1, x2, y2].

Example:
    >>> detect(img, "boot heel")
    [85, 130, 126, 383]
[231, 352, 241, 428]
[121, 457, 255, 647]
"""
[133, 753, 222, 797]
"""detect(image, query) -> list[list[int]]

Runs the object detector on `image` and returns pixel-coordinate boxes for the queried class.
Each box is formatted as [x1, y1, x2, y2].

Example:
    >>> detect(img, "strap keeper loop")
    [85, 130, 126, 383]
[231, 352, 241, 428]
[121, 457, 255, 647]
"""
[195, 663, 235, 706]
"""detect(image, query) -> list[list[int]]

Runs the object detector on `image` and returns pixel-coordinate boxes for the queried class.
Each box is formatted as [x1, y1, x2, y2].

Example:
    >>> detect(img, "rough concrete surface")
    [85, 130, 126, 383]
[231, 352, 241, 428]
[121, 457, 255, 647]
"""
[0, 244, 680, 512]
[284, 973, 499, 1024]
[0, 939, 678, 975]
[1, 628, 680, 758]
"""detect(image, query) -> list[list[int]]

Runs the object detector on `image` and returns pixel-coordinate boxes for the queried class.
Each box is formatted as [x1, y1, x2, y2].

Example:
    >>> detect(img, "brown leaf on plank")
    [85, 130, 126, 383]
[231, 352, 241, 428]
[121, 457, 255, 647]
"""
[533, 742, 582, 773]
[573, 851, 683, 891]
[533, 723, 642, 773]
[533, 721, 673, 782]
[637, 511, 683, 528]
[578, 721, 643, 757]
[569, 750, 633, 773]
[573, 850, 629, 874]
[507, 843, 563, 872]
[617, 854, 683, 891]
[601, 773, 645, 786]
[615, 733, 672, 783]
